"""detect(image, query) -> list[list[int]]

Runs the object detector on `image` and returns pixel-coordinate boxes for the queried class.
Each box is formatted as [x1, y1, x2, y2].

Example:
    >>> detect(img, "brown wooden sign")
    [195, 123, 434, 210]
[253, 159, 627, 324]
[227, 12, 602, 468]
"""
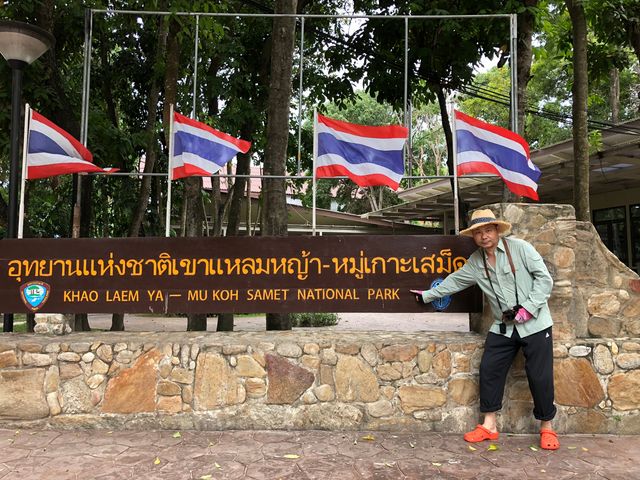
[0, 236, 482, 314]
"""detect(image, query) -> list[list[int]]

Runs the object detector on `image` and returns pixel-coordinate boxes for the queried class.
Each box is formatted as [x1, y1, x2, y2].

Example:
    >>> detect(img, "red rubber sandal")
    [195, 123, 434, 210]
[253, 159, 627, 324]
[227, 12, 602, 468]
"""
[540, 429, 560, 450]
[464, 425, 499, 443]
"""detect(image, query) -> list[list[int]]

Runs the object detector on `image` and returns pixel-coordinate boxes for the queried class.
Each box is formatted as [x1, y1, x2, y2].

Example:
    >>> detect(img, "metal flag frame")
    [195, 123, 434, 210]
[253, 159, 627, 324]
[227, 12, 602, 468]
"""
[78, 9, 518, 235]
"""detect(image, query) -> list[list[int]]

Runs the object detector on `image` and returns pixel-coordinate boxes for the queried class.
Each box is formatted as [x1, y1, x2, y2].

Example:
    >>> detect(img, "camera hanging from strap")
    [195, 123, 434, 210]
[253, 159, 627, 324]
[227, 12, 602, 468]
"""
[482, 239, 520, 334]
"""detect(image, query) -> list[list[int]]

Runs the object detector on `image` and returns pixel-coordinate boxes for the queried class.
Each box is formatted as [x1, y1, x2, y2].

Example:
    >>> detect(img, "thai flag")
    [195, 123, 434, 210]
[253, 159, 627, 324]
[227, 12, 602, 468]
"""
[455, 110, 541, 200]
[171, 111, 251, 180]
[27, 110, 116, 179]
[315, 113, 408, 190]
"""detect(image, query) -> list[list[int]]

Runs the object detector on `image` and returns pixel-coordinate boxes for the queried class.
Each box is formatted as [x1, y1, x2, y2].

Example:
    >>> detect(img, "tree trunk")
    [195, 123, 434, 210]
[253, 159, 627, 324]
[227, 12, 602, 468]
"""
[437, 85, 453, 185]
[503, 0, 537, 203]
[110, 314, 125, 331]
[366, 189, 378, 212]
[127, 100, 160, 235]
[164, 18, 181, 130]
[166, 18, 207, 331]
[0, 194, 7, 232]
[150, 173, 161, 236]
[436, 84, 467, 229]
[26, 313, 35, 333]
[37, 0, 93, 331]
[128, 15, 169, 237]
[72, 314, 90, 332]
[36, 0, 80, 136]
[227, 127, 254, 235]
[628, 18, 640, 63]
[80, 176, 94, 237]
[246, 178, 252, 234]
[566, 0, 590, 221]
[180, 197, 188, 236]
[98, 28, 119, 128]
[262, 0, 297, 330]
[112, 12, 170, 330]
[210, 176, 223, 236]
[217, 314, 234, 331]
[73, 120, 93, 334]
[516, 1, 537, 139]
[211, 173, 233, 331]
[217, 123, 256, 332]
[185, 176, 207, 331]
[610, 67, 620, 123]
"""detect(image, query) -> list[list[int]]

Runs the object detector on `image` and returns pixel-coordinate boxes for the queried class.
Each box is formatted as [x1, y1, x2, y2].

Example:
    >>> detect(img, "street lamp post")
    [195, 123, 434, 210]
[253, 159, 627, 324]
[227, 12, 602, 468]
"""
[0, 20, 54, 332]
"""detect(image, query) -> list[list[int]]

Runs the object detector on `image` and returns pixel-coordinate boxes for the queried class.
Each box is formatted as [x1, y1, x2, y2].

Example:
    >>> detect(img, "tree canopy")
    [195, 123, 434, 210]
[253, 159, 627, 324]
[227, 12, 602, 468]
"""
[1, 0, 638, 240]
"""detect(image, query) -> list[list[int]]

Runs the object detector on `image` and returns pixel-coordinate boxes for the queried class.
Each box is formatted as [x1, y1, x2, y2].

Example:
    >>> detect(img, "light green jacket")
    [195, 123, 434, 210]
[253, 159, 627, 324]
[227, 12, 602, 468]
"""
[422, 237, 554, 338]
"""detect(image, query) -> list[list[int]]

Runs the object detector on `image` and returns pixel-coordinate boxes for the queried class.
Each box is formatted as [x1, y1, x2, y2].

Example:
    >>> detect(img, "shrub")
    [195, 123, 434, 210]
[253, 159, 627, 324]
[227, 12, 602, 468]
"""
[290, 312, 339, 327]
[12, 321, 27, 333]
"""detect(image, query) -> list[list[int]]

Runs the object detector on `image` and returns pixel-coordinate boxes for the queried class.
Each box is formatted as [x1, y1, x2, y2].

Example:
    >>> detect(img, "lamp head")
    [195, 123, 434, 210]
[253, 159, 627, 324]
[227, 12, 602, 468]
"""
[0, 20, 54, 67]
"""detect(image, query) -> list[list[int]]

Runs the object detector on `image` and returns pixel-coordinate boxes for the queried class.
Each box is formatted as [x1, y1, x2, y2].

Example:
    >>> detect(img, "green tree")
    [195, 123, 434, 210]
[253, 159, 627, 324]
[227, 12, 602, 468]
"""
[458, 1, 639, 148]
[409, 102, 449, 179]
[343, 1, 516, 224]
[590, 0, 640, 64]
[262, 0, 298, 331]
[566, 0, 590, 221]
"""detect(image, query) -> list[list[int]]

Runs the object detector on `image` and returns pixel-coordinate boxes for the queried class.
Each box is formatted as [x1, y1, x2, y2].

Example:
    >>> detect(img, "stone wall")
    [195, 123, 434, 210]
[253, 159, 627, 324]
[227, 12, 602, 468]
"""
[0, 203, 638, 433]
[0, 331, 638, 433]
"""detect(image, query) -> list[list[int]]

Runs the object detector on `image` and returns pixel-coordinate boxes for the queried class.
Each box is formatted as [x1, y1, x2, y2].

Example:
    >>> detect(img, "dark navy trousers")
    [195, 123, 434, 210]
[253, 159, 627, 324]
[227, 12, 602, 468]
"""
[479, 326, 557, 421]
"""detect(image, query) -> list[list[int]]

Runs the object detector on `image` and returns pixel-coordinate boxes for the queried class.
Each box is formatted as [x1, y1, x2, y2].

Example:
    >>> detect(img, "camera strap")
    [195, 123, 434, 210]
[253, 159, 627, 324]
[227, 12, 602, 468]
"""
[482, 238, 519, 315]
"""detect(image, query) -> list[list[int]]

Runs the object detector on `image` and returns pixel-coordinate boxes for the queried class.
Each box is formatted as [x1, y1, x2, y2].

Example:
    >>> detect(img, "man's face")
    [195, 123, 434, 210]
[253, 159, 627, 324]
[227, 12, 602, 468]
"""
[472, 224, 499, 250]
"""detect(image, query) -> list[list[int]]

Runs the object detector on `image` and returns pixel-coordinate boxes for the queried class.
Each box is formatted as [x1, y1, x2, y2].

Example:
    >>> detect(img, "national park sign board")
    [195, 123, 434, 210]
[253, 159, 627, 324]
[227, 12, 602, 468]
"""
[0, 236, 482, 314]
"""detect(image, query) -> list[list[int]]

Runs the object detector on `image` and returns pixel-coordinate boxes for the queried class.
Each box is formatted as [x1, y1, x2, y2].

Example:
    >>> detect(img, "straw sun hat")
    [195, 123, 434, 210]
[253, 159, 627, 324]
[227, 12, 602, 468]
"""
[459, 209, 512, 237]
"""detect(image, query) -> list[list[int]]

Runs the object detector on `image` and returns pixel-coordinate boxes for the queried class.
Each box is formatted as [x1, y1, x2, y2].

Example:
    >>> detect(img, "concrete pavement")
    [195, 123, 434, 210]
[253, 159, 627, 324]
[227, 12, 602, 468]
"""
[86, 311, 469, 333]
[7, 314, 637, 478]
[1, 428, 638, 479]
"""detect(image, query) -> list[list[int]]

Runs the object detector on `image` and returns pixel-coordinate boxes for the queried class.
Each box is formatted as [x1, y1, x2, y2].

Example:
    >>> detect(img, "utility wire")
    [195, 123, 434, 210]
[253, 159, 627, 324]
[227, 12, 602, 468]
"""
[459, 81, 640, 135]
[159, 1, 638, 142]
[238, 0, 640, 137]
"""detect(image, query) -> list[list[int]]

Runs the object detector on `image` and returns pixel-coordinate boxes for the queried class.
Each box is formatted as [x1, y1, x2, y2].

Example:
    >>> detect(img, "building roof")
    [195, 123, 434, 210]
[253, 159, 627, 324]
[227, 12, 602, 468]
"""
[286, 204, 434, 235]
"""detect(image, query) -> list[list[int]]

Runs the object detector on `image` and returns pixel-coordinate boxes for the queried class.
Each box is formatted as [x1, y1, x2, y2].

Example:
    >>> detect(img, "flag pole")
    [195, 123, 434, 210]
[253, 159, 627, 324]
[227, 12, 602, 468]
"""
[165, 103, 175, 237]
[312, 108, 318, 236]
[17, 103, 30, 239]
[450, 101, 460, 235]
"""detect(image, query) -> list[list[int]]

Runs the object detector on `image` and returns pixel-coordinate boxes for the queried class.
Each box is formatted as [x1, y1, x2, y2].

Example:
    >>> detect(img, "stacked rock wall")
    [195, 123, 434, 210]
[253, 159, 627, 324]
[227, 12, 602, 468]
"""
[0, 332, 485, 432]
[0, 331, 638, 433]
[0, 203, 638, 433]
[482, 203, 640, 341]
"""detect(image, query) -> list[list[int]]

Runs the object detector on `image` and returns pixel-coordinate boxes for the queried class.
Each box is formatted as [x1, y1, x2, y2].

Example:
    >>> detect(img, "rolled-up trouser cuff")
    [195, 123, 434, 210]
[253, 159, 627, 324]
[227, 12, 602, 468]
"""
[534, 405, 557, 422]
[480, 403, 502, 413]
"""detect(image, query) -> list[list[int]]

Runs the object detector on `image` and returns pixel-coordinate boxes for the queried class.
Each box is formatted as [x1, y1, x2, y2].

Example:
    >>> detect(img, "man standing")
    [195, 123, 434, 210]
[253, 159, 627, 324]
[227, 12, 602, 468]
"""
[411, 209, 559, 450]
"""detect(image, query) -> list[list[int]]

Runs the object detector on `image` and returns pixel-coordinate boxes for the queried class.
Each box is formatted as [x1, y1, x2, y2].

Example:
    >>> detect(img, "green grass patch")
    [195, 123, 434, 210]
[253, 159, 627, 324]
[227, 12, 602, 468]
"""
[11, 321, 27, 333]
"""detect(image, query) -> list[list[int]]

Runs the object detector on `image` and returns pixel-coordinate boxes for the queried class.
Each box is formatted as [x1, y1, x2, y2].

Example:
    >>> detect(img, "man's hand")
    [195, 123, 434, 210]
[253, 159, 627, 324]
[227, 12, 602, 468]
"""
[514, 307, 533, 323]
[409, 289, 424, 303]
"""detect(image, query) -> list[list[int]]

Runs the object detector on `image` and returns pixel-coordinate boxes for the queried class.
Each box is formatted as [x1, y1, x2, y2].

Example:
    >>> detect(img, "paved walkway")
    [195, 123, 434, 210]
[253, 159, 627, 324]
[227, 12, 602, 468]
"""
[1, 428, 637, 479]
